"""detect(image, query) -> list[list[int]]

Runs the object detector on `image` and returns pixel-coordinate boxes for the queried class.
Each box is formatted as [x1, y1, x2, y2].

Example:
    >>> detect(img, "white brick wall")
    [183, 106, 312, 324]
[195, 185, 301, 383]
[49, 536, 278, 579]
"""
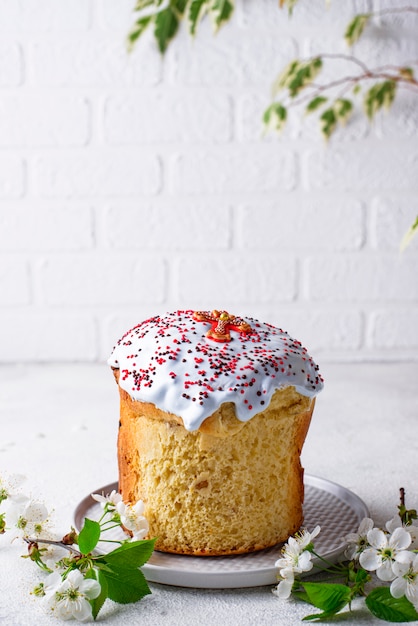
[0, 0, 417, 364]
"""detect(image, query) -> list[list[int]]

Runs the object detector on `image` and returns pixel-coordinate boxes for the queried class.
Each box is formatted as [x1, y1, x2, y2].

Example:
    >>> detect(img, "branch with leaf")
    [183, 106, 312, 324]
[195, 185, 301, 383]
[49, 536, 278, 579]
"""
[127, 1, 418, 247]
[128, 0, 234, 53]
[262, 5, 418, 249]
[263, 8, 418, 139]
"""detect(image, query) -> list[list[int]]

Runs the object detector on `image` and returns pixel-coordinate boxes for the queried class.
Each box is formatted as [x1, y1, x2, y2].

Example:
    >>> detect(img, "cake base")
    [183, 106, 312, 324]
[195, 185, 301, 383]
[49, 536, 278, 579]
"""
[116, 376, 315, 556]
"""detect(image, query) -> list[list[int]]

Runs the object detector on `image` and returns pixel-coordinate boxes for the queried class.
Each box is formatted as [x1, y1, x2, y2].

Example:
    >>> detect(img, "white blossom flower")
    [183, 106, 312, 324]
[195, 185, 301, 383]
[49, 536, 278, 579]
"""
[390, 552, 418, 610]
[0, 473, 26, 503]
[359, 527, 412, 581]
[345, 517, 374, 560]
[116, 500, 149, 540]
[275, 541, 314, 574]
[44, 570, 101, 622]
[43, 571, 63, 595]
[294, 525, 321, 551]
[386, 515, 418, 550]
[6, 497, 50, 537]
[274, 527, 320, 577]
[272, 567, 295, 599]
[91, 490, 122, 508]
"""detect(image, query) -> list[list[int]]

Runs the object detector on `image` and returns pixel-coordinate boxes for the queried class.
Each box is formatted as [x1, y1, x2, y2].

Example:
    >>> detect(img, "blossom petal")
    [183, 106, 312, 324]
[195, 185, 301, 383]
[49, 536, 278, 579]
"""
[72, 598, 93, 622]
[386, 515, 401, 534]
[298, 551, 313, 572]
[116, 501, 126, 516]
[43, 572, 62, 595]
[66, 570, 85, 586]
[24, 501, 49, 523]
[359, 547, 381, 571]
[407, 526, 418, 549]
[392, 557, 413, 577]
[390, 576, 407, 599]
[273, 578, 294, 599]
[132, 528, 148, 541]
[55, 598, 75, 621]
[406, 585, 418, 608]
[395, 550, 414, 566]
[376, 560, 396, 582]
[80, 578, 101, 600]
[360, 518, 374, 532]
[367, 528, 387, 550]
[91, 493, 107, 503]
[133, 500, 145, 516]
[390, 527, 412, 551]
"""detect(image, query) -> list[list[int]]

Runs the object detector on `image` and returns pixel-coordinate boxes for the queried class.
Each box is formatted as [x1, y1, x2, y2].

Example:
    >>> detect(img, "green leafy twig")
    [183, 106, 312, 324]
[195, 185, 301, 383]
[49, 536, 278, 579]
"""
[264, 51, 418, 140]
[128, 0, 234, 53]
[25, 516, 155, 621]
[265, 4, 418, 139]
[273, 489, 418, 622]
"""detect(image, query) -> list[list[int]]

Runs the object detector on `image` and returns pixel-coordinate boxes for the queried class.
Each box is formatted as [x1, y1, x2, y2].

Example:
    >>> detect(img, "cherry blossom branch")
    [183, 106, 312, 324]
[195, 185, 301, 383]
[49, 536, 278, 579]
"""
[23, 537, 82, 556]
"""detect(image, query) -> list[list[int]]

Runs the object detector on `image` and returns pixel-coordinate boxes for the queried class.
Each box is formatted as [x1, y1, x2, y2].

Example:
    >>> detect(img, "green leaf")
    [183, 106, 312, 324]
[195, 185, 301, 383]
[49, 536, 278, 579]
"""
[334, 98, 353, 125]
[77, 518, 101, 555]
[154, 6, 180, 53]
[189, 0, 209, 36]
[100, 565, 151, 604]
[306, 96, 327, 114]
[398, 501, 418, 524]
[364, 80, 397, 120]
[300, 582, 352, 615]
[320, 107, 337, 139]
[290, 63, 317, 97]
[101, 539, 156, 570]
[400, 215, 418, 252]
[366, 587, 418, 622]
[127, 15, 153, 51]
[274, 57, 322, 98]
[262, 102, 287, 133]
[345, 13, 370, 46]
[134, 0, 160, 9]
[293, 589, 312, 605]
[275, 59, 298, 87]
[210, 0, 234, 32]
[173, 0, 188, 15]
[86, 569, 108, 621]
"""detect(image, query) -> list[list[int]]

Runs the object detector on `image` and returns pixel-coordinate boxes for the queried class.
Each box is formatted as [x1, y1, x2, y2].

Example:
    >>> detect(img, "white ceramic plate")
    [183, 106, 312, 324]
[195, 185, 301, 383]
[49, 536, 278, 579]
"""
[74, 474, 368, 589]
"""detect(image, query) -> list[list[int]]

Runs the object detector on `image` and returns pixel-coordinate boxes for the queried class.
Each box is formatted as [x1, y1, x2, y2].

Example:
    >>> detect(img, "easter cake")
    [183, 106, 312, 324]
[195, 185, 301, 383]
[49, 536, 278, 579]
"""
[108, 309, 323, 555]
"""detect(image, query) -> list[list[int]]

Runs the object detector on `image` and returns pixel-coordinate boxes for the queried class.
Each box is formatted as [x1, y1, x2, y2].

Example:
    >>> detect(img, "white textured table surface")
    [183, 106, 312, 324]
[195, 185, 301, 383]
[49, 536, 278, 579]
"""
[1, 362, 417, 626]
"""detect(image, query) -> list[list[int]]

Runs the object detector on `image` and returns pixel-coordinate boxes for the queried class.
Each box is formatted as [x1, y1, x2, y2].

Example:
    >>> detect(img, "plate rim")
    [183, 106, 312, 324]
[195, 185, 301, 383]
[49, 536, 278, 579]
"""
[74, 474, 369, 589]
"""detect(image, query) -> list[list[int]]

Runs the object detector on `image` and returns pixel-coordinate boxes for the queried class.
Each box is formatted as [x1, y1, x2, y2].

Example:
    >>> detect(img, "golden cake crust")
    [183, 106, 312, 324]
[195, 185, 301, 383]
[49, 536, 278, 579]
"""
[113, 367, 315, 556]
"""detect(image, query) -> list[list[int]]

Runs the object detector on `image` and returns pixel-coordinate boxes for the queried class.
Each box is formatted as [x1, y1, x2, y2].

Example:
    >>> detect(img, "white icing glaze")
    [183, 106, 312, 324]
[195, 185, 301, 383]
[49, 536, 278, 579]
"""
[108, 310, 324, 432]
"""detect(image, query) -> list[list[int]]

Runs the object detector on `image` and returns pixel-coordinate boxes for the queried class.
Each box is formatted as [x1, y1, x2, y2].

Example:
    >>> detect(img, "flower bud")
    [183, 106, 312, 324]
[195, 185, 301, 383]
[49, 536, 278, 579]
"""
[27, 541, 42, 561]
[62, 528, 78, 545]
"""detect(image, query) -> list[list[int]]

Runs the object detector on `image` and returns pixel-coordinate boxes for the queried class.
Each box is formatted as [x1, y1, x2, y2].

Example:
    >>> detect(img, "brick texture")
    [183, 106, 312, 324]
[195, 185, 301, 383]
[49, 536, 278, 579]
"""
[0, 0, 417, 362]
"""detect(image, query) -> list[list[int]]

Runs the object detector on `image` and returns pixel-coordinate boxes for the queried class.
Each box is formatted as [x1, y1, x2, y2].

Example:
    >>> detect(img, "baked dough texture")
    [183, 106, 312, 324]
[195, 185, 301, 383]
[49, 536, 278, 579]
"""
[113, 367, 315, 555]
